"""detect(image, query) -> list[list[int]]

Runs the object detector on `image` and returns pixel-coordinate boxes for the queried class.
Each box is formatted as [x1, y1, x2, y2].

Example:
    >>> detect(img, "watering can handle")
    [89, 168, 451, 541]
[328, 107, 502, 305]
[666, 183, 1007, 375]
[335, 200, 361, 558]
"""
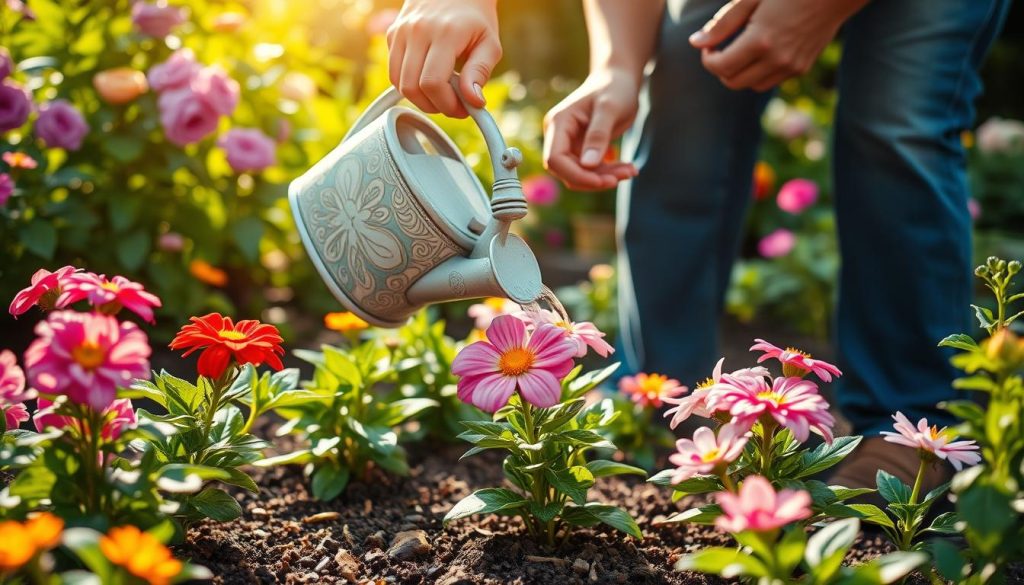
[341, 75, 527, 222]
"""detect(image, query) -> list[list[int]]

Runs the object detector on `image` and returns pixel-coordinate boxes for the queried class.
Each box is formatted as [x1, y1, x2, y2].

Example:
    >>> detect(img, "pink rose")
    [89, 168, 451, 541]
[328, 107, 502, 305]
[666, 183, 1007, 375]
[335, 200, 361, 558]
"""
[0, 47, 12, 80]
[776, 178, 818, 214]
[131, 1, 188, 38]
[147, 48, 199, 93]
[192, 66, 239, 116]
[522, 174, 559, 206]
[758, 229, 796, 258]
[0, 173, 12, 206]
[218, 128, 276, 172]
[0, 80, 31, 132]
[36, 99, 90, 151]
[158, 88, 220, 146]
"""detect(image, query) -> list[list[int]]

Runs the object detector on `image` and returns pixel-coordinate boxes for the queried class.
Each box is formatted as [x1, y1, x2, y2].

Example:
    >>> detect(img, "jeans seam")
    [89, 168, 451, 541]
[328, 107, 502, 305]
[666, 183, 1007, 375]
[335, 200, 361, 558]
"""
[944, 0, 1000, 119]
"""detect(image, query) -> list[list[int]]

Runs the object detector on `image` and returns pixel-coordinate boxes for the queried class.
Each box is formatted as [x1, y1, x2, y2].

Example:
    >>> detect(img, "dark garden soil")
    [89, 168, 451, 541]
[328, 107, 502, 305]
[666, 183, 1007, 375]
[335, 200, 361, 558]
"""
[178, 438, 936, 585]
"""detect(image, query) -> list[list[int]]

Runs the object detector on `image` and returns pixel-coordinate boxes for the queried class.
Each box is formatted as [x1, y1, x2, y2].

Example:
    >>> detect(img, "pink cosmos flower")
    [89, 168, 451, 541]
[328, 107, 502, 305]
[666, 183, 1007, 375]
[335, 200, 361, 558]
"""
[8, 265, 79, 317]
[131, 0, 188, 38]
[881, 411, 981, 471]
[749, 339, 842, 382]
[619, 372, 686, 409]
[192, 66, 239, 116]
[157, 88, 220, 146]
[34, 397, 137, 441]
[3, 403, 28, 431]
[36, 99, 90, 151]
[776, 178, 818, 214]
[757, 228, 795, 258]
[523, 309, 614, 358]
[467, 297, 520, 330]
[663, 358, 770, 429]
[715, 475, 812, 533]
[0, 173, 12, 206]
[24, 311, 151, 411]
[707, 375, 835, 444]
[521, 175, 559, 206]
[147, 48, 200, 93]
[451, 315, 576, 412]
[669, 423, 750, 484]
[59, 273, 162, 323]
[0, 80, 31, 133]
[218, 128, 276, 173]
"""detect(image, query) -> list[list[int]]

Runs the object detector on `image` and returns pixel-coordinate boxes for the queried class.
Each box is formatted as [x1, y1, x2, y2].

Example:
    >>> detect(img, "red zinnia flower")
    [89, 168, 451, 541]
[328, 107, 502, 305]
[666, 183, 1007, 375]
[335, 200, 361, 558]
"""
[169, 313, 284, 379]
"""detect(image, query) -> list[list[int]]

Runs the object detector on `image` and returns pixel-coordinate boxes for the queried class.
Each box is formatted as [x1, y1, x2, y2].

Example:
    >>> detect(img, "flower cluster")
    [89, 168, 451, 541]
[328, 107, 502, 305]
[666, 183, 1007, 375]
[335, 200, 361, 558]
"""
[148, 49, 239, 147]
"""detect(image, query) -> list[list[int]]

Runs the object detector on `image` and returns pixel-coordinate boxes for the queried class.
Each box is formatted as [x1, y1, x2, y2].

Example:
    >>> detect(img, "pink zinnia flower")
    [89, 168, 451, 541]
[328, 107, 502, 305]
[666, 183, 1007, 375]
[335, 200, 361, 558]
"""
[881, 411, 981, 471]
[715, 475, 811, 533]
[619, 372, 686, 408]
[521, 175, 559, 206]
[59, 272, 162, 323]
[708, 375, 835, 444]
[523, 309, 614, 358]
[8, 265, 79, 317]
[757, 228, 795, 258]
[663, 358, 770, 429]
[34, 397, 137, 441]
[669, 423, 750, 484]
[451, 315, 576, 412]
[24, 311, 151, 411]
[467, 297, 520, 331]
[776, 178, 818, 214]
[749, 339, 842, 382]
[3, 403, 28, 431]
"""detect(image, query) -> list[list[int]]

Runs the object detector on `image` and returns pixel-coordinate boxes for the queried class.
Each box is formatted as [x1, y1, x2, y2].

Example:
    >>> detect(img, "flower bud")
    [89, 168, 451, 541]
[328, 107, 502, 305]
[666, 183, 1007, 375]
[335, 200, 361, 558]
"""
[1008, 260, 1021, 276]
[984, 327, 1024, 366]
[976, 265, 989, 277]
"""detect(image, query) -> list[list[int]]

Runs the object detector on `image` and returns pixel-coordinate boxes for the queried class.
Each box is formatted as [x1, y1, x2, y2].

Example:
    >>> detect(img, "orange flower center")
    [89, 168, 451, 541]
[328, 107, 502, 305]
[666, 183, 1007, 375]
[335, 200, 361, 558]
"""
[499, 348, 534, 376]
[700, 448, 720, 462]
[218, 329, 246, 341]
[72, 342, 105, 371]
[639, 374, 671, 397]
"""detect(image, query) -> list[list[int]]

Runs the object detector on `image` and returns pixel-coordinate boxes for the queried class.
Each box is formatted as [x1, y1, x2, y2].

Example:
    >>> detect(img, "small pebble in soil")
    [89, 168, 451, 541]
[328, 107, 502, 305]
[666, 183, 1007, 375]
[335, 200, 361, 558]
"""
[364, 530, 386, 550]
[387, 530, 431, 561]
[572, 559, 589, 575]
[302, 511, 341, 524]
[334, 549, 360, 582]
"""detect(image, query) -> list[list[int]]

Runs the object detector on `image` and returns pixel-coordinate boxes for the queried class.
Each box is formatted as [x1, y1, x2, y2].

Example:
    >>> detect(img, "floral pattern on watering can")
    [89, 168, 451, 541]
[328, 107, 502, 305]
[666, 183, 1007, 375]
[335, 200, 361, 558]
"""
[296, 129, 463, 320]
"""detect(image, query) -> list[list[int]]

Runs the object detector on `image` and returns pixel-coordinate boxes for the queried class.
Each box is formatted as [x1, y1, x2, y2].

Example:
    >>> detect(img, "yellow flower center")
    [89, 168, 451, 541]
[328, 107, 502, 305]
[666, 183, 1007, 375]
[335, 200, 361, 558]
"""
[786, 347, 811, 358]
[100, 281, 120, 292]
[701, 448, 720, 462]
[756, 391, 785, 405]
[71, 342, 105, 371]
[218, 329, 246, 341]
[499, 348, 534, 376]
[484, 297, 508, 311]
[555, 321, 573, 332]
[695, 377, 715, 390]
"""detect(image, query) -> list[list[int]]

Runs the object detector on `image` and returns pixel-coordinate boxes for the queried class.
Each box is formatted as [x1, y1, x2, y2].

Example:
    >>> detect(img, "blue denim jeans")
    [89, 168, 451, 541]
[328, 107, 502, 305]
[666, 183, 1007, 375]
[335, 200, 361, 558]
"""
[616, 0, 1011, 435]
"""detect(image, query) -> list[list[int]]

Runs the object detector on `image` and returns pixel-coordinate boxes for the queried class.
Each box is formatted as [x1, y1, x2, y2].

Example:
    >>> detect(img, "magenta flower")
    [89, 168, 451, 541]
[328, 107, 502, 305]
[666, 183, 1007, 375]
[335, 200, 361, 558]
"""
[757, 228, 795, 258]
[24, 311, 151, 411]
[749, 339, 842, 382]
[451, 315, 576, 412]
[0, 80, 31, 133]
[192, 66, 239, 116]
[715, 475, 812, 534]
[0, 349, 30, 402]
[157, 88, 220, 146]
[147, 48, 200, 93]
[8, 265, 79, 317]
[36, 99, 90, 151]
[881, 411, 981, 471]
[663, 358, 770, 429]
[619, 372, 686, 409]
[708, 375, 835, 444]
[776, 178, 818, 214]
[0, 173, 12, 206]
[218, 128, 277, 173]
[34, 397, 137, 441]
[3, 403, 28, 431]
[669, 423, 750, 484]
[131, 0, 188, 38]
[59, 272, 163, 323]
[523, 309, 614, 358]
[521, 175, 559, 206]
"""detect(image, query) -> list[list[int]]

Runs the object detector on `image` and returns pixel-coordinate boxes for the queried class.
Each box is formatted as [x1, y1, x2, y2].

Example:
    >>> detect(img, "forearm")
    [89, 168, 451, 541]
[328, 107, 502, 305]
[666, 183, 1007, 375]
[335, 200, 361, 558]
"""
[584, 0, 665, 82]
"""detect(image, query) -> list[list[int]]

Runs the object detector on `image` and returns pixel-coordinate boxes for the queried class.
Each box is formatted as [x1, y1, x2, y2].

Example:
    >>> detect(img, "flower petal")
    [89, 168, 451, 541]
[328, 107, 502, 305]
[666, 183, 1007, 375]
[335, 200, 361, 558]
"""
[485, 314, 526, 352]
[516, 369, 562, 409]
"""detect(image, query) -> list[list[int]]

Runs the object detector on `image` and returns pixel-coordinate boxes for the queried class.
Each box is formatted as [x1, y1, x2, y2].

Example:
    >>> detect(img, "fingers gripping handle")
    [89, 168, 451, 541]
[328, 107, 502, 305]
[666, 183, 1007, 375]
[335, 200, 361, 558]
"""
[342, 75, 527, 222]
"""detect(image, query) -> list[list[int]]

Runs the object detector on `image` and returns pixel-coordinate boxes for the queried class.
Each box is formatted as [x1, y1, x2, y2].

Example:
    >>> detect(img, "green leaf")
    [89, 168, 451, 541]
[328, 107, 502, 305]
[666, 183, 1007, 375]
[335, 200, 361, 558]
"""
[937, 334, 978, 351]
[254, 449, 314, 467]
[674, 548, 769, 578]
[852, 551, 928, 584]
[565, 363, 620, 399]
[444, 488, 528, 523]
[529, 501, 563, 523]
[648, 470, 723, 494]
[930, 540, 966, 581]
[545, 466, 595, 505]
[549, 429, 615, 450]
[116, 229, 151, 271]
[538, 398, 586, 434]
[795, 435, 862, 478]
[586, 460, 647, 478]
[830, 486, 875, 502]
[952, 375, 999, 392]
[846, 503, 895, 529]
[923, 511, 960, 534]
[370, 398, 438, 427]
[561, 503, 641, 538]
[222, 468, 260, 494]
[191, 487, 243, 522]
[805, 518, 859, 568]
[102, 134, 144, 162]
[957, 483, 1014, 535]
[20, 218, 57, 259]
[876, 470, 911, 504]
[311, 465, 350, 501]
[231, 216, 265, 263]
[660, 504, 721, 525]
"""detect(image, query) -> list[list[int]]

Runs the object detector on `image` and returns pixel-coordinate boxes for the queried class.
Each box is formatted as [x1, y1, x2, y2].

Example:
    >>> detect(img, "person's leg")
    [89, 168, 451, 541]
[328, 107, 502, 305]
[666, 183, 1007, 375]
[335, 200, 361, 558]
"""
[617, 0, 771, 386]
[832, 0, 1011, 436]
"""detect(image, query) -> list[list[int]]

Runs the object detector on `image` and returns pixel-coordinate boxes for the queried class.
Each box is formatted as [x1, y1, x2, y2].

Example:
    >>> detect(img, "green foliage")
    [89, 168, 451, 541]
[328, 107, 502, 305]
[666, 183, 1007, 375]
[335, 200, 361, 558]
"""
[851, 469, 957, 552]
[259, 339, 437, 500]
[597, 392, 675, 471]
[444, 364, 644, 546]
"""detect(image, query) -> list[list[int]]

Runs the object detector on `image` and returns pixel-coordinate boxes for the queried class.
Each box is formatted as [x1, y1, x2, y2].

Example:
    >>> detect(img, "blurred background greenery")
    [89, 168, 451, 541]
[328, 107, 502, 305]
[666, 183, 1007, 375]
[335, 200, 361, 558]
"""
[1, 0, 1022, 349]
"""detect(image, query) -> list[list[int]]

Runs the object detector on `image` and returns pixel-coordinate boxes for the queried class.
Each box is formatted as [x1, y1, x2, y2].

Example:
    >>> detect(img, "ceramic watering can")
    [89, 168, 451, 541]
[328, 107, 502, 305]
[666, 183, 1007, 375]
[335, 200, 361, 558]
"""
[289, 76, 542, 328]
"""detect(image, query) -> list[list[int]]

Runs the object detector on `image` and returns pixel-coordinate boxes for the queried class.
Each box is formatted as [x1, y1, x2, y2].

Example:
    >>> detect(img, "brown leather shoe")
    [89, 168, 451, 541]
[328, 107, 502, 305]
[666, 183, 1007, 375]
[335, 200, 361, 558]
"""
[828, 437, 952, 499]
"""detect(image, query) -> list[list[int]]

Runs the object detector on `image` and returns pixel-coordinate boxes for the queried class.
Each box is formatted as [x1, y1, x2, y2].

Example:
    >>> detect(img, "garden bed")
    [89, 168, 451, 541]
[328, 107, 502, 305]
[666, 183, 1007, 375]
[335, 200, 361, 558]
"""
[180, 440, 912, 585]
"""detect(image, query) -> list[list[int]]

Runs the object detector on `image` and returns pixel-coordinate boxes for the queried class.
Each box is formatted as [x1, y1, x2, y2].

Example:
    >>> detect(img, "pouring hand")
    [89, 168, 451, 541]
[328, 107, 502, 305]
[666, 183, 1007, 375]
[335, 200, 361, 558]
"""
[387, 0, 501, 118]
[543, 67, 640, 191]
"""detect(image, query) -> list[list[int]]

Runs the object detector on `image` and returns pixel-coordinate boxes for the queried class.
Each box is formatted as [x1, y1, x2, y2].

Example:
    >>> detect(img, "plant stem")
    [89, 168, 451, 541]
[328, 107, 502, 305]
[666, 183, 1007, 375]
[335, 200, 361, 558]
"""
[909, 459, 927, 506]
[519, 401, 554, 547]
[900, 459, 929, 551]
[239, 367, 260, 435]
[718, 472, 737, 493]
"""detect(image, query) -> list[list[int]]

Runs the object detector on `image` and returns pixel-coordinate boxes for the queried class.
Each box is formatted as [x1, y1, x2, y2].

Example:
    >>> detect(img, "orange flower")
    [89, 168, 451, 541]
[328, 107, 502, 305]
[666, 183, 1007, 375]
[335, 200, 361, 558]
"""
[100, 525, 182, 585]
[212, 11, 246, 32]
[189, 259, 228, 287]
[752, 161, 776, 200]
[170, 313, 284, 379]
[0, 513, 63, 572]
[2, 151, 37, 170]
[324, 311, 369, 333]
[93, 67, 149, 105]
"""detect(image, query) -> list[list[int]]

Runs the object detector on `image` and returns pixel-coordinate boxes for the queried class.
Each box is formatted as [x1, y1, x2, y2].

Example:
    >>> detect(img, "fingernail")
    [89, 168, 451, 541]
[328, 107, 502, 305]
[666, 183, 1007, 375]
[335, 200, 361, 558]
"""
[473, 83, 485, 103]
[581, 149, 601, 167]
[690, 30, 708, 44]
